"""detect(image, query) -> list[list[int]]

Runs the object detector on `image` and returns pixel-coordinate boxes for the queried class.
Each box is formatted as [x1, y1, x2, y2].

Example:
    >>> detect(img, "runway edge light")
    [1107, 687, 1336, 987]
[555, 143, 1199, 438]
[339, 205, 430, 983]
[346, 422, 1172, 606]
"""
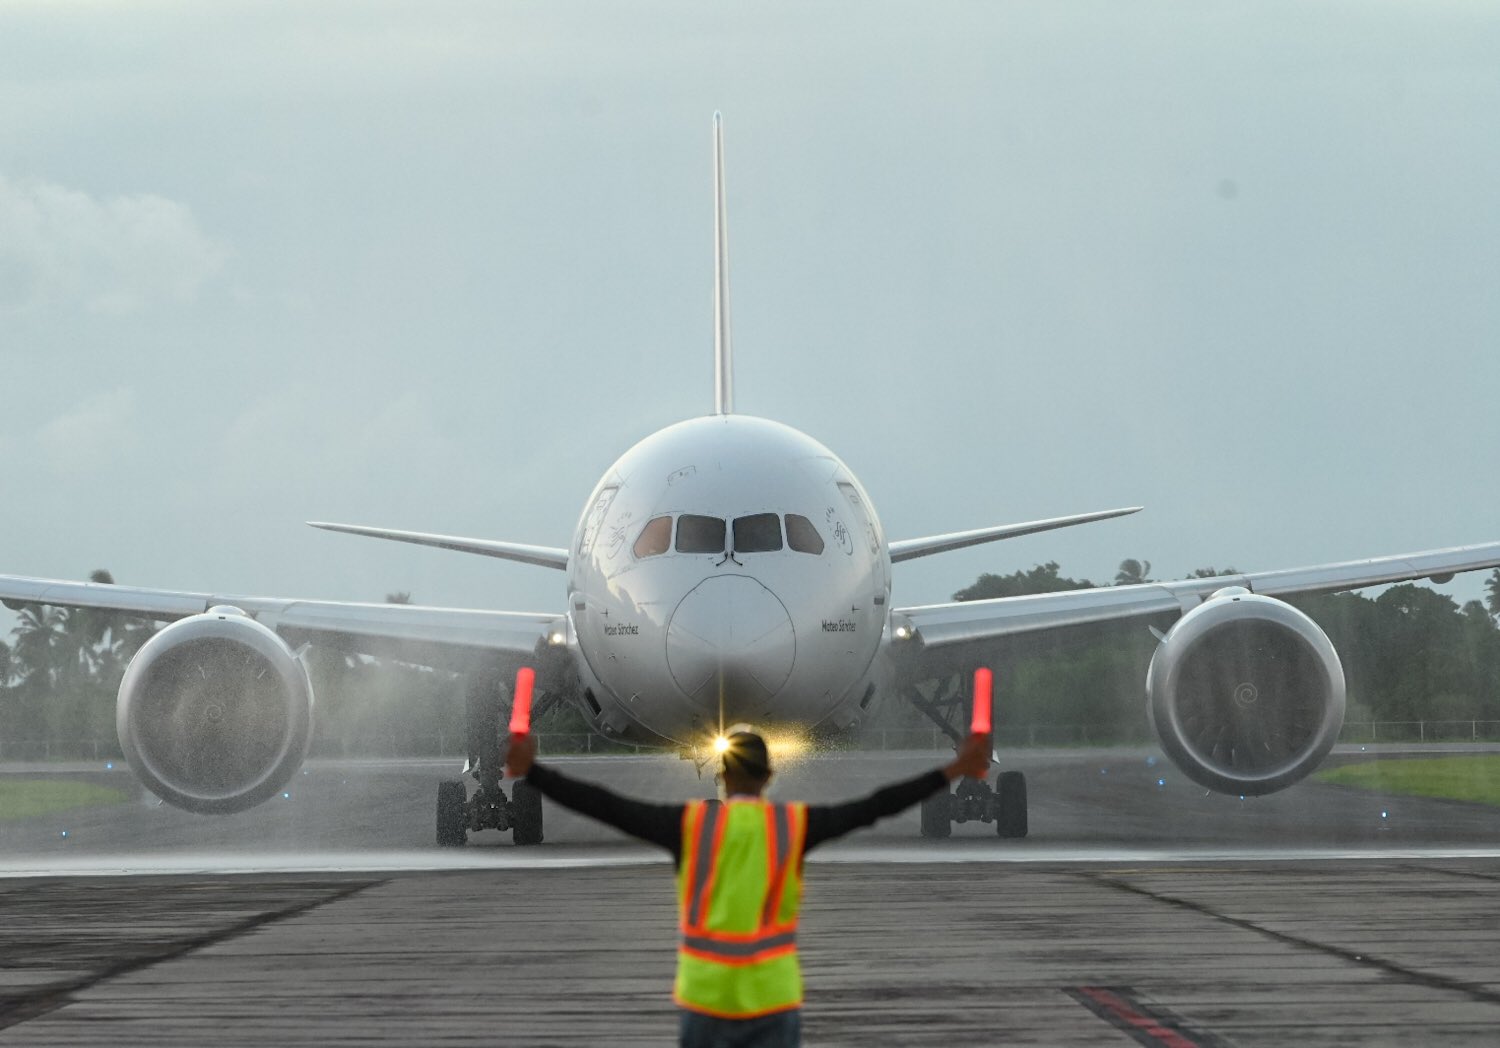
[971, 667, 993, 735]
[510, 667, 535, 736]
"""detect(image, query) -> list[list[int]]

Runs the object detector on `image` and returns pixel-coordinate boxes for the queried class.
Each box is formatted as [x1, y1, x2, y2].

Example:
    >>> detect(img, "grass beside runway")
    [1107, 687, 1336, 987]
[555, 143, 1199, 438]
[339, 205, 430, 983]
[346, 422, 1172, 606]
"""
[1316, 755, 1500, 806]
[0, 780, 130, 821]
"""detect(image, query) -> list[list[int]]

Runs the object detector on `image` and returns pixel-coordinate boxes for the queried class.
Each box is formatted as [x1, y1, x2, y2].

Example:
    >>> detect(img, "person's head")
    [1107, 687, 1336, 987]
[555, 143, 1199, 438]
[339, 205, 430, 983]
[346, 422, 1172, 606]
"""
[719, 731, 773, 796]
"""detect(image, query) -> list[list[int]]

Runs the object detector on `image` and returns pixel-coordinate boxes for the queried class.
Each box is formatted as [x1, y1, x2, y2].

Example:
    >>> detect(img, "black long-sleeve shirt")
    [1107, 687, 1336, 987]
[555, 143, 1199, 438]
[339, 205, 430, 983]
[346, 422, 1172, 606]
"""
[525, 762, 948, 866]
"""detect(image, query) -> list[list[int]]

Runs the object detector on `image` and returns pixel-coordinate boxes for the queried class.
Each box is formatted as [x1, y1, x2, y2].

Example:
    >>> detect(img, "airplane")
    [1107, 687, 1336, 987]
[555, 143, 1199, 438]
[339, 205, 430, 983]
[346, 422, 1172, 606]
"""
[5, 114, 1500, 847]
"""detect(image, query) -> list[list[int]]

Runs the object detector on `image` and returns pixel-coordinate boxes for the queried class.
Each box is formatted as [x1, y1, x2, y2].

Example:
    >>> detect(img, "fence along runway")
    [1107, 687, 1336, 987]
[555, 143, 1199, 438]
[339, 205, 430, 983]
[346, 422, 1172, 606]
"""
[6, 749, 1500, 1043]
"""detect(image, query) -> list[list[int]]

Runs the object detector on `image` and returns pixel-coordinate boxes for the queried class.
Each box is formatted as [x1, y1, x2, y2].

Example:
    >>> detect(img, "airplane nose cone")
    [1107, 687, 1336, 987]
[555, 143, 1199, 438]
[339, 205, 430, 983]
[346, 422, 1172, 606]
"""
[666, 576, 796, 716]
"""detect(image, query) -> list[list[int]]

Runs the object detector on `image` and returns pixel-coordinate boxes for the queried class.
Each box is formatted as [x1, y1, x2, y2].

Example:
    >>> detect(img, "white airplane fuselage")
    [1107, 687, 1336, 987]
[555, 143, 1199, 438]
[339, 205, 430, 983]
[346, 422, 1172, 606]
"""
[564, 414, 892, 744]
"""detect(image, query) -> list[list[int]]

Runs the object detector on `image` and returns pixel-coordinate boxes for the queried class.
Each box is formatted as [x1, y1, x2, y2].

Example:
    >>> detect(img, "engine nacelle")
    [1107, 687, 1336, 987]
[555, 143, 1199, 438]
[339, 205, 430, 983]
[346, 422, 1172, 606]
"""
[1147, 587, 1345, 796]
[116, 607, 313, 814]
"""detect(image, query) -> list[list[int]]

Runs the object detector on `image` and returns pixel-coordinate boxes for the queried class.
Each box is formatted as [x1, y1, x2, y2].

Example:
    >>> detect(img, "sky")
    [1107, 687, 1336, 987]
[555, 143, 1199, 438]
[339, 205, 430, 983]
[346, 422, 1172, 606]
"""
[2, 0, 1499, 629]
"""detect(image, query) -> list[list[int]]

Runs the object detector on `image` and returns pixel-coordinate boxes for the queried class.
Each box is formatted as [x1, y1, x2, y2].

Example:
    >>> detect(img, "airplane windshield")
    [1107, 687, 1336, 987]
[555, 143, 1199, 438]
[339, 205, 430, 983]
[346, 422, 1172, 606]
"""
[733, 513, 782, 553]
[785, 514, 824, 555]
[675, 514, 726, 554]
[633, 516, 672, 558]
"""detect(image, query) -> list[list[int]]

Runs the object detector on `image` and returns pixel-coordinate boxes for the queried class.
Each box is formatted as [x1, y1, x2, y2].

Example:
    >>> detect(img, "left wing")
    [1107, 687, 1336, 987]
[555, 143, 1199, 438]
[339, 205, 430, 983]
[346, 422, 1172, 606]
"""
[307, 521, 570, 570]
[892, 541, 1500, 651]
[889, 506, 1141, 563]
[0, 573, 559, 666]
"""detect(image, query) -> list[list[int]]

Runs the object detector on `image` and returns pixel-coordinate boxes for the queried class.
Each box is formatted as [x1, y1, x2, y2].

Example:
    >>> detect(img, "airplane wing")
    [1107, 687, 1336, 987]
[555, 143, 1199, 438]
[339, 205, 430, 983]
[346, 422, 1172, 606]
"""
[892, 541, 1500, 651]
[306, 522, 570, 570]
[888, 506, 1141, 563]
[0, 573, 559, 667]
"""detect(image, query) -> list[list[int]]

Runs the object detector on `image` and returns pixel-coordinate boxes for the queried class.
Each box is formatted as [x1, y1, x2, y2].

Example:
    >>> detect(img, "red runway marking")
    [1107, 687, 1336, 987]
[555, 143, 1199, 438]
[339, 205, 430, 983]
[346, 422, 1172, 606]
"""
[1066, 985, 1222, 1048]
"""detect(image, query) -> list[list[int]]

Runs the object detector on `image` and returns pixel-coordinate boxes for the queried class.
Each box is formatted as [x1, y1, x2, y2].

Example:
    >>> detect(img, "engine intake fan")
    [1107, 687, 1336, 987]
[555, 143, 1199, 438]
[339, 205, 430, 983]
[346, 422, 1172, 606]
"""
[116, 607, 313, 814]
[1147, 588, 1345, 796]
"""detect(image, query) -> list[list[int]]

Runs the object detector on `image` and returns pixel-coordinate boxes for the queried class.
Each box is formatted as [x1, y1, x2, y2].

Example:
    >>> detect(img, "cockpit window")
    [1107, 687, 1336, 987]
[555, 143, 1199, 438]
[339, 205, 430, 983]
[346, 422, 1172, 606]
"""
[675, 514, 726, 553]
[733, 513, 783, 553]
[784, 514, 824, 555]
[633, 516, 672, 558]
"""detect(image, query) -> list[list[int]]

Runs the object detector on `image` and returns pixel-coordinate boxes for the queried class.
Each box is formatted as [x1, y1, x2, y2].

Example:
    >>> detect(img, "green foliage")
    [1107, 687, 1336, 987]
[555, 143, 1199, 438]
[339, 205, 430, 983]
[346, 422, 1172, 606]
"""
[952, 562, 1093, 601]
[0, 779, 130, 820]
[1114, 558, 1152, 585]
[0, 575, 471, 758]
[1316, 755, 1500, 806]
[920, 560, 1500, 744]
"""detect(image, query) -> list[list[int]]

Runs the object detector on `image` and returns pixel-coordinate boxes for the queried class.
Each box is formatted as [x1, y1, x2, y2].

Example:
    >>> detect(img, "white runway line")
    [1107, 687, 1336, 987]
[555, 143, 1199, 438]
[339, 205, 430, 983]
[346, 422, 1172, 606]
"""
[10, 844, 1500, 878]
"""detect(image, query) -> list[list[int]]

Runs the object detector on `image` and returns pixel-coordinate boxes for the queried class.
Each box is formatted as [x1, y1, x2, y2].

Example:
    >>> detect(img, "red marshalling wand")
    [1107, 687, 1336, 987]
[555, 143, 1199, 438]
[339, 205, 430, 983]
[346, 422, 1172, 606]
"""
[971, 667, 993, 735]
[509, 667, 535, 737]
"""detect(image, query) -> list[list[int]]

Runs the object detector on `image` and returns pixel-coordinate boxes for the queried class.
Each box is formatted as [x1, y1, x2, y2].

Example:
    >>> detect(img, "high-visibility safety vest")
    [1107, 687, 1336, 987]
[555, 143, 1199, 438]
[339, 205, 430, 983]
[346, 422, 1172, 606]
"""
[674, 798, 809, 1019]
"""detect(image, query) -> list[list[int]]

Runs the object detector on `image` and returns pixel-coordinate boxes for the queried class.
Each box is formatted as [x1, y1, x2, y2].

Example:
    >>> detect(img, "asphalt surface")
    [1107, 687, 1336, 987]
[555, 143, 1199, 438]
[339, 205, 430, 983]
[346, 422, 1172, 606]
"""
[3, 745, 1500, 871]
[4, 748, 1500, 1044]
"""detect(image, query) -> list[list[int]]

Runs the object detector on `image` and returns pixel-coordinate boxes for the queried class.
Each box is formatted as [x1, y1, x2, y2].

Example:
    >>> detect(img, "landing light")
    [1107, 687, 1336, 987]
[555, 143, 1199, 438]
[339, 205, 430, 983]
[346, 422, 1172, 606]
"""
[713, 735, 731, 754]
[893, 625, 912, 640]
[548, 631, 567, 646]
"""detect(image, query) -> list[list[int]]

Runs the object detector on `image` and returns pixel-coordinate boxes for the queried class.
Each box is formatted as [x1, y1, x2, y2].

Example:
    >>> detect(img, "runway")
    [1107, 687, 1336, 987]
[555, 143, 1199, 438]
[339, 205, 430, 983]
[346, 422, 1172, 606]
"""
[5, 748, 1500, 1044]
[4, 745, 1500, 873]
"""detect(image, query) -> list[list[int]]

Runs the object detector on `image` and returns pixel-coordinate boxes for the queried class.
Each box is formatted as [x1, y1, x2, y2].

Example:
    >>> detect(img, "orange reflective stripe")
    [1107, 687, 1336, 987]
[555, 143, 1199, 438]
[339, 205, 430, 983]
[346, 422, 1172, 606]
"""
[760, 804, 794, 927]
[680, 943, 798, 968]
[790, 803, 807, 876]
[762, 804, 778, 905]
[682, 929, 797, 960]
[686, 801, 725, 931]
[679, 801, 704, 913]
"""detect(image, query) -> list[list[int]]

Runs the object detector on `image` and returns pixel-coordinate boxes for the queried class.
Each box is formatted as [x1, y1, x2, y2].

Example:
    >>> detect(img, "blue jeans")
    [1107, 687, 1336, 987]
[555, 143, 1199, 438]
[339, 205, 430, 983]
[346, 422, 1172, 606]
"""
[678, 1008, 801, 1047]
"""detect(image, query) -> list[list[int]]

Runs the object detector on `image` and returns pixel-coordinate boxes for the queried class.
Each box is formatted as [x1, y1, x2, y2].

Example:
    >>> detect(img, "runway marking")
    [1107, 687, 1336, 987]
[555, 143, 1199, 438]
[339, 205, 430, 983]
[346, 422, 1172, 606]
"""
[1064, 986, 1223, 1048]
[1090, 872, 1500, 1008]
[14, 846, 1500, 878]
[0, 879, 382, 1031]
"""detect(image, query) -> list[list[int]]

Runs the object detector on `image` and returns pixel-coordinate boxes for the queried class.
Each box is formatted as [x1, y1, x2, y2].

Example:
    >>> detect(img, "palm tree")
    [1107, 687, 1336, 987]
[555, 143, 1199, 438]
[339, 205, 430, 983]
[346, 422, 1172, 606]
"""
[1114, 559, 1152, 586]
[11, 603, 66, 692]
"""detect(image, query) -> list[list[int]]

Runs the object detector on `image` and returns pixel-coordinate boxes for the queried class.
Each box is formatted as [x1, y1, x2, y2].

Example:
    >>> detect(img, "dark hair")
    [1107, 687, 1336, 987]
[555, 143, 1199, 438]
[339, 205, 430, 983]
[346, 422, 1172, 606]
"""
[721, 731, 771, 780]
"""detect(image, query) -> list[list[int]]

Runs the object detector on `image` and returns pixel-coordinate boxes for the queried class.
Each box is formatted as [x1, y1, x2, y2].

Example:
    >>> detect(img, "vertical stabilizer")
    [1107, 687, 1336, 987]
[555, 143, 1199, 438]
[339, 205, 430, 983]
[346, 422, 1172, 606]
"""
[713, 112, 734, 415]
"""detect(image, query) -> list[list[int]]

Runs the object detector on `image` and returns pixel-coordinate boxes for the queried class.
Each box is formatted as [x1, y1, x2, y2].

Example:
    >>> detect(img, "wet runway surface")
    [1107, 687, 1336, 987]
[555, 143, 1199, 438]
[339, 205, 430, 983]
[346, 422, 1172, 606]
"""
[5, 746, 1500, 871]
[5, 748, 1500, 1044]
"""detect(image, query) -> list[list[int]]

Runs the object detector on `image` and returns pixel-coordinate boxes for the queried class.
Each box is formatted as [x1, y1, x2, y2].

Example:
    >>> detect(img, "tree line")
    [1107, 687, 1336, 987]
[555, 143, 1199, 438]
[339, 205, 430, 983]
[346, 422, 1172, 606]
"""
[903, 561, 1500, 741]
[4, 566, 1500, 754]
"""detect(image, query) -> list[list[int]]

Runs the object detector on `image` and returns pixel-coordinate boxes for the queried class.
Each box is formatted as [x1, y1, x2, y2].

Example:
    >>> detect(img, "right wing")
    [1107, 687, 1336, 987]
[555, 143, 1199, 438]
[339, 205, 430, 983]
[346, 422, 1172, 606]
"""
[892, 541, 1500, 651]
[0, 573, 560, 667]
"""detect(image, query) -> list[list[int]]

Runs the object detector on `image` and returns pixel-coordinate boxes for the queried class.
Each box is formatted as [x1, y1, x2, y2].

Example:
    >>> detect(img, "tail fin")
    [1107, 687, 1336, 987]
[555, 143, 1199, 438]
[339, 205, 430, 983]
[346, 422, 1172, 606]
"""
[713, 112, 734, 415]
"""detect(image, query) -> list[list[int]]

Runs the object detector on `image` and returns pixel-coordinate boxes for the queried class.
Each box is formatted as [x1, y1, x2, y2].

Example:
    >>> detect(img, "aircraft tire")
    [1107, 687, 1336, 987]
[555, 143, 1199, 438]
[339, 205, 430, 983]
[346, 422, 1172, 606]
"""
[512, 779, 544, 846]
[996, 771, 1028, 839]
[437, 779, 468, 847]
[919, 788, 952, 839]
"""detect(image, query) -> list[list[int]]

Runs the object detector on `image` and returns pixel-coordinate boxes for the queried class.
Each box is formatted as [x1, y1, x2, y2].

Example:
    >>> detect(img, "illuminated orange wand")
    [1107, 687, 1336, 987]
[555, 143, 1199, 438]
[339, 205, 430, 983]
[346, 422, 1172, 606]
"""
[971, 667, 993, 735]
[509, 666, 535, 737]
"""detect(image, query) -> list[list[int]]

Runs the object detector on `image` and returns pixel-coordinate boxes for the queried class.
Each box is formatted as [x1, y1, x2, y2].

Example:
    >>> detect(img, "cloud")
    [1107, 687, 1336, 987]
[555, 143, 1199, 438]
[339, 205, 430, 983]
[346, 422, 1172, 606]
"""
[35, 388, 139, 473]
[0, 175, 229, 314]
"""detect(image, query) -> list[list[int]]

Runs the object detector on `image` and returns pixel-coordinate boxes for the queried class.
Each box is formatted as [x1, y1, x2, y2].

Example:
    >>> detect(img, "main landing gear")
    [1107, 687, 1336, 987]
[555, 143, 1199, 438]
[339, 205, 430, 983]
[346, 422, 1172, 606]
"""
[919, 769, 1028, 839]
[436, 668, 550, 847]
[905, 673, 1029, 840]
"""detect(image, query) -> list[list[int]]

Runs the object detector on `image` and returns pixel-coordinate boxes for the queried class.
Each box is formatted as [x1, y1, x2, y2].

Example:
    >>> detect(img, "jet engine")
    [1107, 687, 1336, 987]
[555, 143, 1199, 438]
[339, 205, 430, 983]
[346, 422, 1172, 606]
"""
[1146, 587, 1345, 796]
[116, 607, 314, 814]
